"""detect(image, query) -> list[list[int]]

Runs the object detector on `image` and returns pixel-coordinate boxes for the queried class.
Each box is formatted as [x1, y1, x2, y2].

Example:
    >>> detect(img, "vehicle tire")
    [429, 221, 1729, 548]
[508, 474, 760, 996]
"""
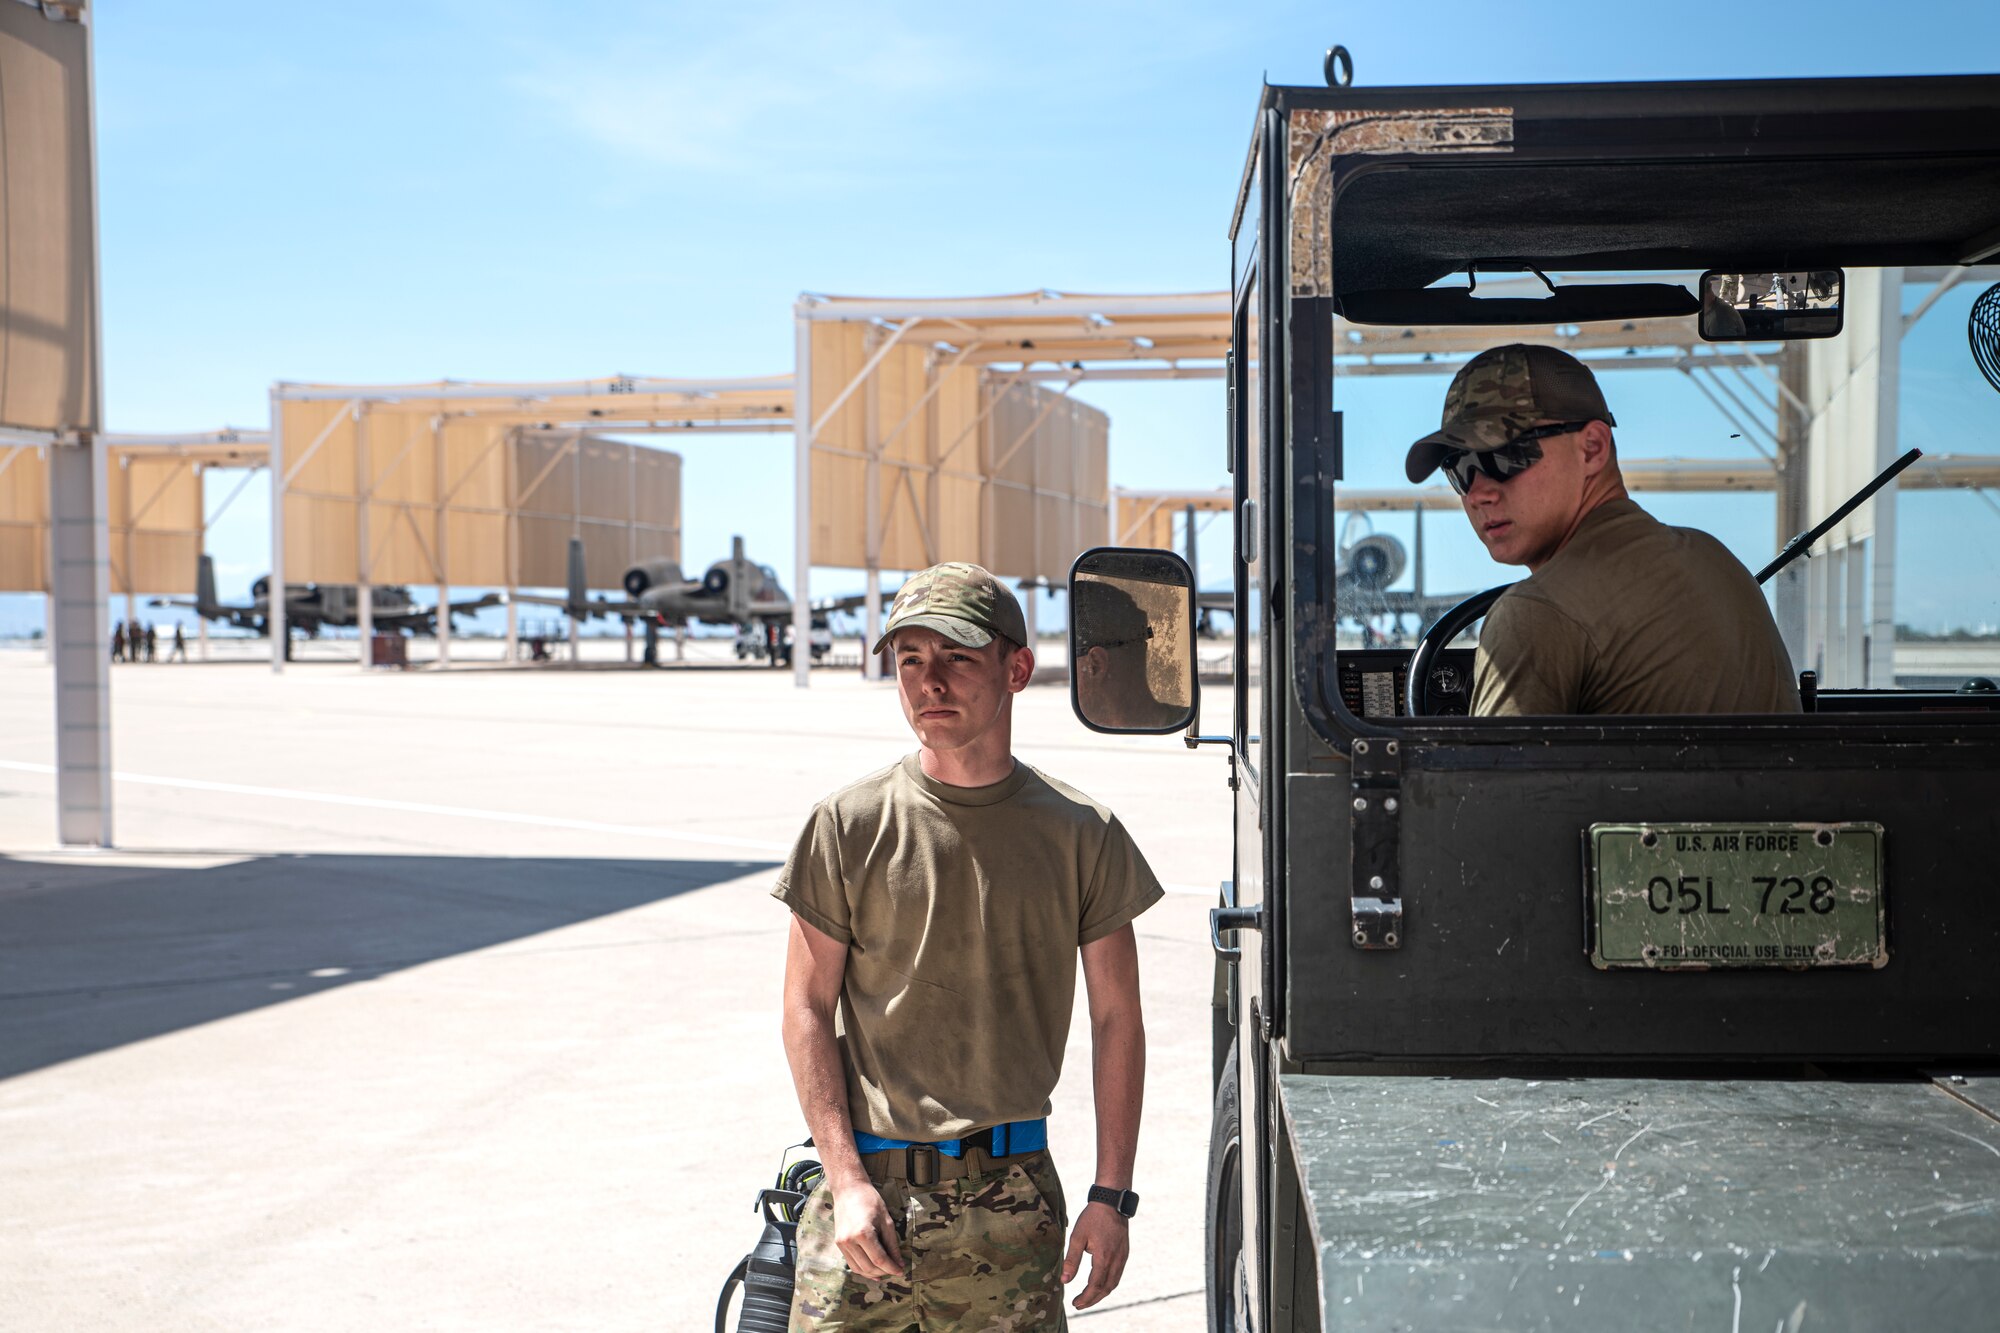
[1207, 1041, 1246, 1333]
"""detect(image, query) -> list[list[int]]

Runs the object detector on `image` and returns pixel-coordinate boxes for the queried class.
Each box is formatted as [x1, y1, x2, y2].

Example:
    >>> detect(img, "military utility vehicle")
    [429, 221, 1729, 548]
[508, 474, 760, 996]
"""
[1070, 66, 2000, 1331]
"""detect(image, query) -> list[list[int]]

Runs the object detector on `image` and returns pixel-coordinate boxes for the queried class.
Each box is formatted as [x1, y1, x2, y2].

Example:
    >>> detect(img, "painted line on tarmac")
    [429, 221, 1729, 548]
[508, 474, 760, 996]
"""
[0, 760, 789, 854]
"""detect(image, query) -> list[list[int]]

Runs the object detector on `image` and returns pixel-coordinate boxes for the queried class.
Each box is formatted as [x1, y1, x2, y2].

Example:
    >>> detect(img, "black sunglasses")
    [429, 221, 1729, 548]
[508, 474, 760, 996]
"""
[1440, 421, 1590, 495]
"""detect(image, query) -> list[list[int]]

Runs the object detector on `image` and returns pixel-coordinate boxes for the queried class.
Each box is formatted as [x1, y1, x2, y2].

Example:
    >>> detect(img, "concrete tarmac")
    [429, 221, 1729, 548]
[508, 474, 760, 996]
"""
[0, 651, 1231, 1330]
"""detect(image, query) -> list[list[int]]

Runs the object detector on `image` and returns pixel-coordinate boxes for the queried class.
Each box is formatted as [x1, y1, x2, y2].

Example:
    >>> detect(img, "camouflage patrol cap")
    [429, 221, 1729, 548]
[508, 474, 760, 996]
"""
[872, 561, 1028, 655]
[1404, 343, 1617, 483]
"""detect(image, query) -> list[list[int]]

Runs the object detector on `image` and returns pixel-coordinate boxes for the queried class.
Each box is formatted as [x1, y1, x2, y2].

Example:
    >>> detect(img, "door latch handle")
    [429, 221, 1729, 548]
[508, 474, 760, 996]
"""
[1209, 905, 1263, 962]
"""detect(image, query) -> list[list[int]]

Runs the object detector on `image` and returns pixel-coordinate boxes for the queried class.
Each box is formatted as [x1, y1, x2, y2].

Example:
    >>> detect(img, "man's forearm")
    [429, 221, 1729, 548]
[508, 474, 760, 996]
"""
[1088, 1009, 1145, 1190]
[781, 1003, 869, 1189]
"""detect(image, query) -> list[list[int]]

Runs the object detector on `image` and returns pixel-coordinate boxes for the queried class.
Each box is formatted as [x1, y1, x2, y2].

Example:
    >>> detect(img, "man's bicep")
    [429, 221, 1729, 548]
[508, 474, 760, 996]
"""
[784, 913, 849, 1013]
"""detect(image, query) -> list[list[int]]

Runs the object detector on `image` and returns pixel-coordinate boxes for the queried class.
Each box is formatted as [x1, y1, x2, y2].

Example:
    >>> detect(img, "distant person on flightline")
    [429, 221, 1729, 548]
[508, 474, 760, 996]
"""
[111, 621, 126, 663]
[1404, 343, 1800, 716]
[776, 561, 1161, 1329]
[171, 623, 187, 662]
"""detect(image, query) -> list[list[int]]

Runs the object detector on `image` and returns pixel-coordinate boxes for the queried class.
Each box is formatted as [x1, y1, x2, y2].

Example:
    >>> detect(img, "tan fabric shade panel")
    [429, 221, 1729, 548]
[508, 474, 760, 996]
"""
[511, 429, 679, 589]
[0, 442, 240, 594]
[108, 452, 203, 596]
[278, 399, 680, 588]
[0, 6, 97, 433]
[984, 384, 1108, 578]
[0, 442, 47, 590]
[805, 320, 1107, 581]
[807, 322, 981, 571]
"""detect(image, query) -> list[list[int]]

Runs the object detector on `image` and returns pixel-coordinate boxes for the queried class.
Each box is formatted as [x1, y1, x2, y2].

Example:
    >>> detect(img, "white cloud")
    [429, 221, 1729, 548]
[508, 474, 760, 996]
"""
[504, 6, 972, 182]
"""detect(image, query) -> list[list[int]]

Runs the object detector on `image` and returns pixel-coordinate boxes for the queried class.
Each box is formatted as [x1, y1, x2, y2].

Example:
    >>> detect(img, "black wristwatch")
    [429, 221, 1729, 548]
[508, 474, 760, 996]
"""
[1087, 1184, 1140, 1218]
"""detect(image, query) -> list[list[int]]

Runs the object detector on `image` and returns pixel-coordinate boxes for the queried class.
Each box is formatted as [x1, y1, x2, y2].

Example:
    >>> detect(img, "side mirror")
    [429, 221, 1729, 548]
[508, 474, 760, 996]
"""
[1699, 269, 1844, 341]
[1068, 547, 1199, 735]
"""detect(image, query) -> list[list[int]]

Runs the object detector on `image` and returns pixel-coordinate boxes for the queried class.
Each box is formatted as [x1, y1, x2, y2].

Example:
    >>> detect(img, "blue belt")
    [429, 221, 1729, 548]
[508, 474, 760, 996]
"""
[855, 1117, 1047, 1158]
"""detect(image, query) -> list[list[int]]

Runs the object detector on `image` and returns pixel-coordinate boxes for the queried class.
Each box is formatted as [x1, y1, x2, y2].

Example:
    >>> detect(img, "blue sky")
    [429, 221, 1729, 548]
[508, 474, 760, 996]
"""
[7, 0, 1999, 634]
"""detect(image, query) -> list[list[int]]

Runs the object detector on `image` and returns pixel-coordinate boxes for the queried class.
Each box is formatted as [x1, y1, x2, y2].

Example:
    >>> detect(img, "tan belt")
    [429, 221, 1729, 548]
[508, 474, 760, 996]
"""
[857, 1142, 1026, 1187]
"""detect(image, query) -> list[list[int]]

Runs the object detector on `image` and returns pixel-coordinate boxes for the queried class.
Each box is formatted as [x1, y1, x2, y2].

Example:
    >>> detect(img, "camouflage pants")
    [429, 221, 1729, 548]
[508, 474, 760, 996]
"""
[789, 1150, 1067, 1332]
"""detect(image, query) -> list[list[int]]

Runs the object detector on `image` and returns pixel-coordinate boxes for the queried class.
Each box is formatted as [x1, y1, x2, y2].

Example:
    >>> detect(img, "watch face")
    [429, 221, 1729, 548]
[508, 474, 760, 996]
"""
[1091, 1185, 1138, 1217]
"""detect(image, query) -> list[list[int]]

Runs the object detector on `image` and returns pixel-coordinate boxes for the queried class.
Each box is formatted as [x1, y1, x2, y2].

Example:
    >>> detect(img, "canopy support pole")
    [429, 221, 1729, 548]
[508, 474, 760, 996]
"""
[793, 307, 813, 688]
[50, 430, 113, 846]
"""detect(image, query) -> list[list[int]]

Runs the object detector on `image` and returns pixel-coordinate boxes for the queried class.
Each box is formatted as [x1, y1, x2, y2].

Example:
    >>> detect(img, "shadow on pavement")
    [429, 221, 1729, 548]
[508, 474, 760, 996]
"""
[0, 852, 773, 1080]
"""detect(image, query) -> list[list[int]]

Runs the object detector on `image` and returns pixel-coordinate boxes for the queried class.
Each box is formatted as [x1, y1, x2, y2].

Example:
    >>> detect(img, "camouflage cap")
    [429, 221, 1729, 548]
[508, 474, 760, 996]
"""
[1404, 343, 1617, 483]
[872, 561, 1028, 655]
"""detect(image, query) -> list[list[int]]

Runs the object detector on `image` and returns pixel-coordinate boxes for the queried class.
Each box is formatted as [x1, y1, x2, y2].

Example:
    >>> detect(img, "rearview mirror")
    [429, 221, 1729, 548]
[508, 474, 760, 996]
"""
[1699, 269, 1844, 340]
[1068, 548, 1198, 735]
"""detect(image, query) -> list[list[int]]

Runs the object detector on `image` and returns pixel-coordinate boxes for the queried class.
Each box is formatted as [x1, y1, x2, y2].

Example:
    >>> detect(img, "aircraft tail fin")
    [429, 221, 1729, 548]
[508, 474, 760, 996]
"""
[567, 537, 589, 617]
[197, 553, 221, 619]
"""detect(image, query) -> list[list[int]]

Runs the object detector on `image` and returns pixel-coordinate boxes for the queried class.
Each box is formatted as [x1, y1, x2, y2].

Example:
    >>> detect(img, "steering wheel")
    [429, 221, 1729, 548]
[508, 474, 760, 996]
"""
[1405, 584, 1510, 716]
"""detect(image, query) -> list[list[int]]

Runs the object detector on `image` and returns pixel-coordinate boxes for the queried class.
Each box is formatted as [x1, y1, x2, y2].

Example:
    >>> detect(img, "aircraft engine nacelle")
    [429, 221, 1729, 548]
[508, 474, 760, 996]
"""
[1344, 534, 1407, 593]
[623, 559, 686, 598]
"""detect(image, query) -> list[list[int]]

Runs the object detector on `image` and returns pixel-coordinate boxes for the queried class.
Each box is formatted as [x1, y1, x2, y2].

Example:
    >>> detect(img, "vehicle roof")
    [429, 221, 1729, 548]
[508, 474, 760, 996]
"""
[1234, 74, 2000, 293]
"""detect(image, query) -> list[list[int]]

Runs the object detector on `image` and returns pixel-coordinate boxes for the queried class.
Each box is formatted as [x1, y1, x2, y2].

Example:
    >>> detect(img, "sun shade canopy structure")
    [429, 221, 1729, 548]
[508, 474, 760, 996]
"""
[266, 375, 789, 668]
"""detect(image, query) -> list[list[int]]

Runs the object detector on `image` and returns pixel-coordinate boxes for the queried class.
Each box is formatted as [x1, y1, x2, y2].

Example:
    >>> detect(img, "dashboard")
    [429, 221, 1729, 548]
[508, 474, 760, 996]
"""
[1327, 649, 2000, 720]
[1330, 648, 1478, 718]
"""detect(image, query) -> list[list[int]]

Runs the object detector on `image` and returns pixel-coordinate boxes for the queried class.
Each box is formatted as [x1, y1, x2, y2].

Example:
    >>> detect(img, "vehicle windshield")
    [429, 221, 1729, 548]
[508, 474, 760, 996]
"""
[1326, 266, 2000, 695]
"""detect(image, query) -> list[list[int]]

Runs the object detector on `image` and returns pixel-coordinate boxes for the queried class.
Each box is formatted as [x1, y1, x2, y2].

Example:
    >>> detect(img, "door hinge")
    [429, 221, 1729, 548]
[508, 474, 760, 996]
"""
[1349, 737, 1403, 949]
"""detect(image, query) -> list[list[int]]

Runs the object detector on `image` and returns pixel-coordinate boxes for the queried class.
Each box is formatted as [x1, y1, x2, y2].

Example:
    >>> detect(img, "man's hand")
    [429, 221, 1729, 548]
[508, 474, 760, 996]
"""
[830, 1178, 904, 1282]
[1062, 1201, 1130, 1309]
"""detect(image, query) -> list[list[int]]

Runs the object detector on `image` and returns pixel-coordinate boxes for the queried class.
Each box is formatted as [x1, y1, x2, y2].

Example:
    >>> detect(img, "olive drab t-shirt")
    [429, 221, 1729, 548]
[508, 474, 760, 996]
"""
[773, 754, 1163, 1142]
[1472, 498, 1802, 716]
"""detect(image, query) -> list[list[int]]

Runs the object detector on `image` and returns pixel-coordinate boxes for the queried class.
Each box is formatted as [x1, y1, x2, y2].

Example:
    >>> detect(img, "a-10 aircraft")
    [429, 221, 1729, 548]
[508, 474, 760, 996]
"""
[517, 536, 886, 666]
[152, 555, 501, 638]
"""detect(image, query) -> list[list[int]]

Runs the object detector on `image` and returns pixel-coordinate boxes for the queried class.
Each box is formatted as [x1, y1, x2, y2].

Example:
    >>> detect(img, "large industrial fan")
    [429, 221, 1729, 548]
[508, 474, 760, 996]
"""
[1974, 282, 2000, 395]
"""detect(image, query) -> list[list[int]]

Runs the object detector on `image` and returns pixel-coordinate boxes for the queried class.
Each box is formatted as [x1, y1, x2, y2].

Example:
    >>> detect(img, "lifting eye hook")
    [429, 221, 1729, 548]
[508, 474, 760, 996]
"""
[1324, 45, 1354, 89]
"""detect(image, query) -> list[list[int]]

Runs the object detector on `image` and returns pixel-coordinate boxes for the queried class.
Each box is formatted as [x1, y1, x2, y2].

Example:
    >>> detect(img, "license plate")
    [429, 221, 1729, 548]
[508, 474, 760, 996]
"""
[1587, 823, 1886, 970]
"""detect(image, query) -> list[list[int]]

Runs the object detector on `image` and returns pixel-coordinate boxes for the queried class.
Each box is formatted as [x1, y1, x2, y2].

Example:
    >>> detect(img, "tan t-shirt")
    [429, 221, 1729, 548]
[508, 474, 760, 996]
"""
[773, 754, 1163, 1142]
[1473, 498, 1802, 716]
